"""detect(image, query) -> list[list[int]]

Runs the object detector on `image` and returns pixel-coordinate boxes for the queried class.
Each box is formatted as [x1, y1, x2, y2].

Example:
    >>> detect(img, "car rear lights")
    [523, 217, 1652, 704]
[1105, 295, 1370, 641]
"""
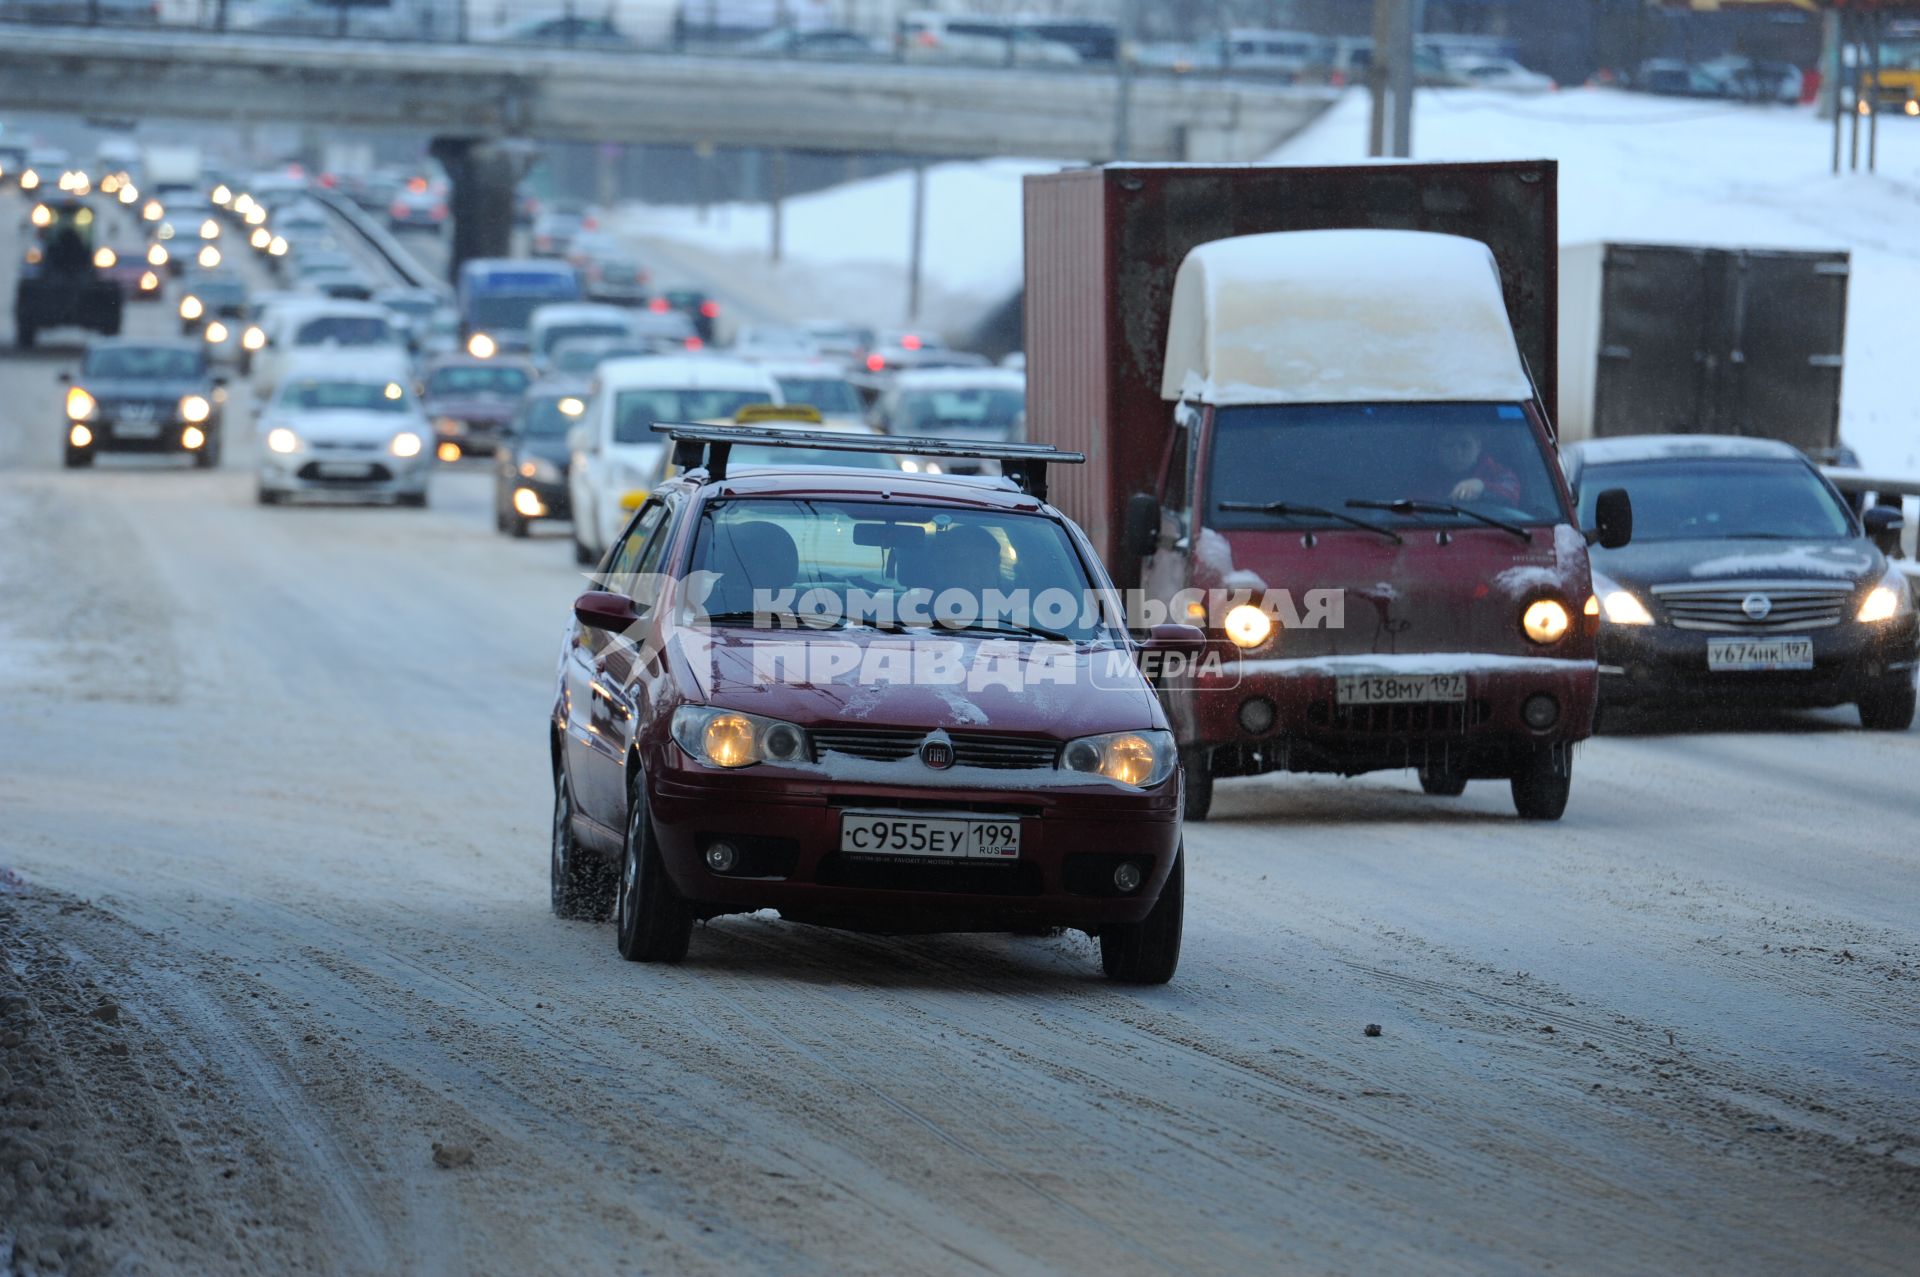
[698, 300, 721, 319]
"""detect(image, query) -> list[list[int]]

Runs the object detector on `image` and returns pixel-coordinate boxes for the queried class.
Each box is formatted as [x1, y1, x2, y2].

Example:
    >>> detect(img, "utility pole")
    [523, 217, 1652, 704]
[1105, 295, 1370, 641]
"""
[1369, 0, 1416, 158]
[1113, 0, 1137, 161]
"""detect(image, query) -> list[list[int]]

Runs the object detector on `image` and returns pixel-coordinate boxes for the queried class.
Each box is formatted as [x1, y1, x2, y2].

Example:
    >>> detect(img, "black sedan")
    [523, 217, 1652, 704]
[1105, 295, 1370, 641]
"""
[60, 341, 226, 469]
[1565, 435, 1917, 730]
[494, 379, 585, 536]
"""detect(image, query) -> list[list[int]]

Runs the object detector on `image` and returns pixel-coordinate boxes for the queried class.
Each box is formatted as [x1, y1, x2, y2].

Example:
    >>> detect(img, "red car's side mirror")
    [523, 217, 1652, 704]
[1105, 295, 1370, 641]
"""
[574, 590, 639, 632]
[1139, 623, 1208, 654]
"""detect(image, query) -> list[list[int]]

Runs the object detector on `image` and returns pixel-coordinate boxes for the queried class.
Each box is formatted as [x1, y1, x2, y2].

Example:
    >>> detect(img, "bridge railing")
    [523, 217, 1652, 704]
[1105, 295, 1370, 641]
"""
[0, 2, 1328, 85]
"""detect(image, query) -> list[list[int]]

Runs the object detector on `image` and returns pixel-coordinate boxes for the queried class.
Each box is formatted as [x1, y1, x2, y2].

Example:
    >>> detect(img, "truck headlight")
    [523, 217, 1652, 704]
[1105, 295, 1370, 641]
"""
[390, 432, 424, 458]
[671, 706, 809, 769]
[1521, 598, 1571, 645]
[1223, 603, 1272, 649]
[1062, 729, 1176, 787]
[65, 387, 96, 421]
[1590, 572, 1653, 625]
[266, 427, 299, 454]
[179, 395, 211, 424]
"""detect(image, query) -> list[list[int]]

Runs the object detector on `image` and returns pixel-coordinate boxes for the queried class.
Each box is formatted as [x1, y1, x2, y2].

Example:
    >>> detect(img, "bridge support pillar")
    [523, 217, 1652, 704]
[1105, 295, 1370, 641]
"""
[429, 137, 528, 284]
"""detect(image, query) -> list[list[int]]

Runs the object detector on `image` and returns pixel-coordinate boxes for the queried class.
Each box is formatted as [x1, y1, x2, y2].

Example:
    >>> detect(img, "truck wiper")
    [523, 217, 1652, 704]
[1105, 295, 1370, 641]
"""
[1346, 498, 1532, 543]
[1219, 500, 1403, 545]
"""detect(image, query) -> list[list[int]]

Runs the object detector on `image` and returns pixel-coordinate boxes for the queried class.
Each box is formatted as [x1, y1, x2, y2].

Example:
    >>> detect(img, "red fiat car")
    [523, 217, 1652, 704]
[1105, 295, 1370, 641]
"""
[548, 426, 1204, 982]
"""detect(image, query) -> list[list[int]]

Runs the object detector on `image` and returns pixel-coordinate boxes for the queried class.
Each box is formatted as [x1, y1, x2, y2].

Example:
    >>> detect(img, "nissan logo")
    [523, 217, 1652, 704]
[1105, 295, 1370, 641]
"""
[920, 739, 954, 770]
[1742, 593, 1773, 621]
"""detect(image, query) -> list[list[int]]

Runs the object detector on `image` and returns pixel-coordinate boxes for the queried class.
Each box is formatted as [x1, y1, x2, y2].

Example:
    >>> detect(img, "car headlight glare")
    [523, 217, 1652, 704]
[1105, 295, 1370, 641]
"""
[1858, 577, 1908, 623]
[139, 270, 159, 290]
[65, 387, 96, 420]
[520, 456, 561, 482]
[1521, 598, 1571, 645]
[179, 394, 211, 423]
[266, 427, 299, 454]
[1223, 603, 1272, 649]
[205, 321, 229, 344]
[249, 227, 271, 249]
[1590, 572, 1653, 625]
[241, 325, 266, 351]
[92, 247, 116, 268]
[69, 424, 92, 448]
[147, 244, 168, 266]
[467, 332, 496, 359]
[671, 706, 808, 769]
[179, 295, 204, 320]
[390, 432, 424, 458]
[1061, 728, 1176, 788]
[197, 245, 221, 268]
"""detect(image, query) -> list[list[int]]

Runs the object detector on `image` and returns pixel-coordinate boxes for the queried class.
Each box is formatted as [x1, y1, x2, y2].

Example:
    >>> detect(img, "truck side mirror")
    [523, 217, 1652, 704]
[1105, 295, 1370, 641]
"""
[1863, 504, 1905, 556]
[1124, 492, 1161, 558]
[1587, 487, 1632, 550]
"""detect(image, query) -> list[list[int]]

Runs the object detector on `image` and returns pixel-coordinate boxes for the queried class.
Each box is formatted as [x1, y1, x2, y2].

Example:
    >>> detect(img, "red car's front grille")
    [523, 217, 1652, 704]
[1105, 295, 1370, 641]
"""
[809, 729, 1058, 770]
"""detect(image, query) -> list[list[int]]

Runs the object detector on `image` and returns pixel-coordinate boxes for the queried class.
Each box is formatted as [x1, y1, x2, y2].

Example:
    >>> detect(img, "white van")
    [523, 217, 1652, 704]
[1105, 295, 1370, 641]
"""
[252, 299, 404, 397]
[566, 355, 782, 564]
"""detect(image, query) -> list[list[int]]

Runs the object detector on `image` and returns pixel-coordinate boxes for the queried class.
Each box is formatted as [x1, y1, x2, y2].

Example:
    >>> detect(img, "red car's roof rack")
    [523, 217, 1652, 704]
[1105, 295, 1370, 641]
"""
[651, 422, 1085, 502]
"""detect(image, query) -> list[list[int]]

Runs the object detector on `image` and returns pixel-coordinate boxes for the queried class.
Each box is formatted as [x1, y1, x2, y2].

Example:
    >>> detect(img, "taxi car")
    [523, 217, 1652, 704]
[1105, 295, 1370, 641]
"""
[549, 425, 1204, 983]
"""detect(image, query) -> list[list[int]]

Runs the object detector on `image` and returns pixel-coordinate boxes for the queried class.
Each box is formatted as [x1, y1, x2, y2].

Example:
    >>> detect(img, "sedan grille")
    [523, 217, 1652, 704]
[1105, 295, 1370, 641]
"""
[1649, 580, 1853, 632]
[810, 728, 1059, 769]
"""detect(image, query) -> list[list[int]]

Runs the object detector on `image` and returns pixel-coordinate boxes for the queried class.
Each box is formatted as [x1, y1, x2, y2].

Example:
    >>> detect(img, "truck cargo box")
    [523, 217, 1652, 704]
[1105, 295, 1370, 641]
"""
[1557, 242, 1848, 457]
[1022, 160, 1557, 587]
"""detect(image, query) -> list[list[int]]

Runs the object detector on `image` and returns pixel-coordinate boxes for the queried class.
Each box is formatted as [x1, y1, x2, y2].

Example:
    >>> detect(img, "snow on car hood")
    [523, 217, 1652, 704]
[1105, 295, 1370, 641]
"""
[1595, 537, 1880, 587]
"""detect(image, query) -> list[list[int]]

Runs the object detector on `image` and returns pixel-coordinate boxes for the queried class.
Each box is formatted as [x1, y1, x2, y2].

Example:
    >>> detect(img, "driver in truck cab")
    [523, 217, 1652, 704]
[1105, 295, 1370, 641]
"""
[1430, 422, 1521, 505]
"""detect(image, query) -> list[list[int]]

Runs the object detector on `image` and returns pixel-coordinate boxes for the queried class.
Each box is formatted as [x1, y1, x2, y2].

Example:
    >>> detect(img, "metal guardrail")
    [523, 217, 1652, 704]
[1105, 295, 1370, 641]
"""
[307, 185, 448, 298]
[0, 6, 1311, 84]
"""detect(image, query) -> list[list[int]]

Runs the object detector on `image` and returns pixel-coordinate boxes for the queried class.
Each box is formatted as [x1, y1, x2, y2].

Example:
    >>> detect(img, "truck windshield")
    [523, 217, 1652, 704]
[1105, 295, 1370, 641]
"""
[687, 499, 1114, 641]
[1576, 459, 1851, 542]
[1206, 402, 1565, 530]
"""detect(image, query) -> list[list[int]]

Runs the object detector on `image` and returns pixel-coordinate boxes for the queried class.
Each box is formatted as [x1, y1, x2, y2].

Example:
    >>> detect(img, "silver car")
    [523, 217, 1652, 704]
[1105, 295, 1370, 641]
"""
[255, 351, 434, 507]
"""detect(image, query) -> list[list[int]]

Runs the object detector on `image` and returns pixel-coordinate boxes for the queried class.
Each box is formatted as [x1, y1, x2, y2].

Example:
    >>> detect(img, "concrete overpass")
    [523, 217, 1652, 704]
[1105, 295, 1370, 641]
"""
[0, 22, 1330, 276]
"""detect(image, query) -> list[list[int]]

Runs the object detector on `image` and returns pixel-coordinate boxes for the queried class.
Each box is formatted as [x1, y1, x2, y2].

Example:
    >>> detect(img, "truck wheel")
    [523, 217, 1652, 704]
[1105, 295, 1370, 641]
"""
[1510, 747, 1572, 821]
[551, 758, 615, 920]
[615, 784, 693, 963]
[63, 446, 93, 469]
[1100, 849, 1183, 985]
[1180, 748, 1213, 822]
[1418, 765, 1467, 796]
[1857, 681, 1917, 732]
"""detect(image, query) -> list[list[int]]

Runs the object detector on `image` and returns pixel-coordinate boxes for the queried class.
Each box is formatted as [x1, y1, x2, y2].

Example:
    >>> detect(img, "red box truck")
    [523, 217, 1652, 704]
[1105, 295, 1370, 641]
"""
[1022, 161, 1632, 821]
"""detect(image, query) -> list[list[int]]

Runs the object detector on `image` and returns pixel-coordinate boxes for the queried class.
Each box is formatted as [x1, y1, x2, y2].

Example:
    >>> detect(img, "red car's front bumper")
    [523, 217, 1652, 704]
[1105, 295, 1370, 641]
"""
[648, 766, 1182, 933]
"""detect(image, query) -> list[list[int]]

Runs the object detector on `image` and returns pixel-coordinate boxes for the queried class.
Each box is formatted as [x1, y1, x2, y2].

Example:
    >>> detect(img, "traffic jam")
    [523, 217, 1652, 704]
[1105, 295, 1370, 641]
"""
[15, 148, 1914, 989]
[4, 52, 1918, 1267]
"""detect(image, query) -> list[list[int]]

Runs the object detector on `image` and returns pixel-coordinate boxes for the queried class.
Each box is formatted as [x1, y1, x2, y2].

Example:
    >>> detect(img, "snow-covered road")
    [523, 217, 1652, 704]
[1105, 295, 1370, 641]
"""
[1, 209, 1917, 1277]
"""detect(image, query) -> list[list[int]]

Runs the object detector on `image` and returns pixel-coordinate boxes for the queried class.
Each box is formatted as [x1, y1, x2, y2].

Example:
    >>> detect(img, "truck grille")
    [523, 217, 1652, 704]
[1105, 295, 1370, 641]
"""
[1307, 699, 1491, 736]
[810, 729, 1059, 769]
[1650, 580, 1852, 632]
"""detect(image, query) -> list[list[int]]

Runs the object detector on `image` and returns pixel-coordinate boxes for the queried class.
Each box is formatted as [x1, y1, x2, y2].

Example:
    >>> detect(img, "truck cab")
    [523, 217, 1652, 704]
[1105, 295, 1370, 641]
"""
[1131, 230, 1629, 820]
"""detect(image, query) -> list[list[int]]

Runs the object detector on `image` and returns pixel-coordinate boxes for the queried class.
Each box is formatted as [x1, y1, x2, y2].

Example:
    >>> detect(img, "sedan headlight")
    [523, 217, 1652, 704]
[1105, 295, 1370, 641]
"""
[671, 706, 809, 769]
[266, 427, 299, 454]
[1590, 572, 1653, 625]
[1859, 569, 1911, 623]
[179, 295, 203, 320]
[1521, 597, 1571, 645]
[147, 244, 168, 266]
[1061, 729, 1177, 788]
[467, 332, 497, 359]
[65, 387, 96, 421]
[92, 247, 116, 269]
[519, 456, 561, 483]
[179, 394, 211, 424]
[204, 321, 229, 344]
[241, 325, 267, 351]
[390, 432, 424, 459]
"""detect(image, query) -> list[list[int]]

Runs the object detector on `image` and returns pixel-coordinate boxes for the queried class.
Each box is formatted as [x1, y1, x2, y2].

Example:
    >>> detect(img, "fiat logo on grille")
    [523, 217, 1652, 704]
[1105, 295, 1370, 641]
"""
[920, 739, 954, 770]
[1742, 593, 1773, 620]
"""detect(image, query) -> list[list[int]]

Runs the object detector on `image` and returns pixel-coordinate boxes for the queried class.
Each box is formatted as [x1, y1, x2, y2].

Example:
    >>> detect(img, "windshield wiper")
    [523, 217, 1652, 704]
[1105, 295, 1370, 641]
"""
[1346, 498, 1532, 543]
[940, 620, 1077, 643]
[1220, 500, 1403, 545]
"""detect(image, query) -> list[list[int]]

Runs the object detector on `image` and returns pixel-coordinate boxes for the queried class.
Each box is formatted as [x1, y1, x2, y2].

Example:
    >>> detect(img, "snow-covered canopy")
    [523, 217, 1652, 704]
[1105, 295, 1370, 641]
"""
[1159, 229, 1535, 406]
